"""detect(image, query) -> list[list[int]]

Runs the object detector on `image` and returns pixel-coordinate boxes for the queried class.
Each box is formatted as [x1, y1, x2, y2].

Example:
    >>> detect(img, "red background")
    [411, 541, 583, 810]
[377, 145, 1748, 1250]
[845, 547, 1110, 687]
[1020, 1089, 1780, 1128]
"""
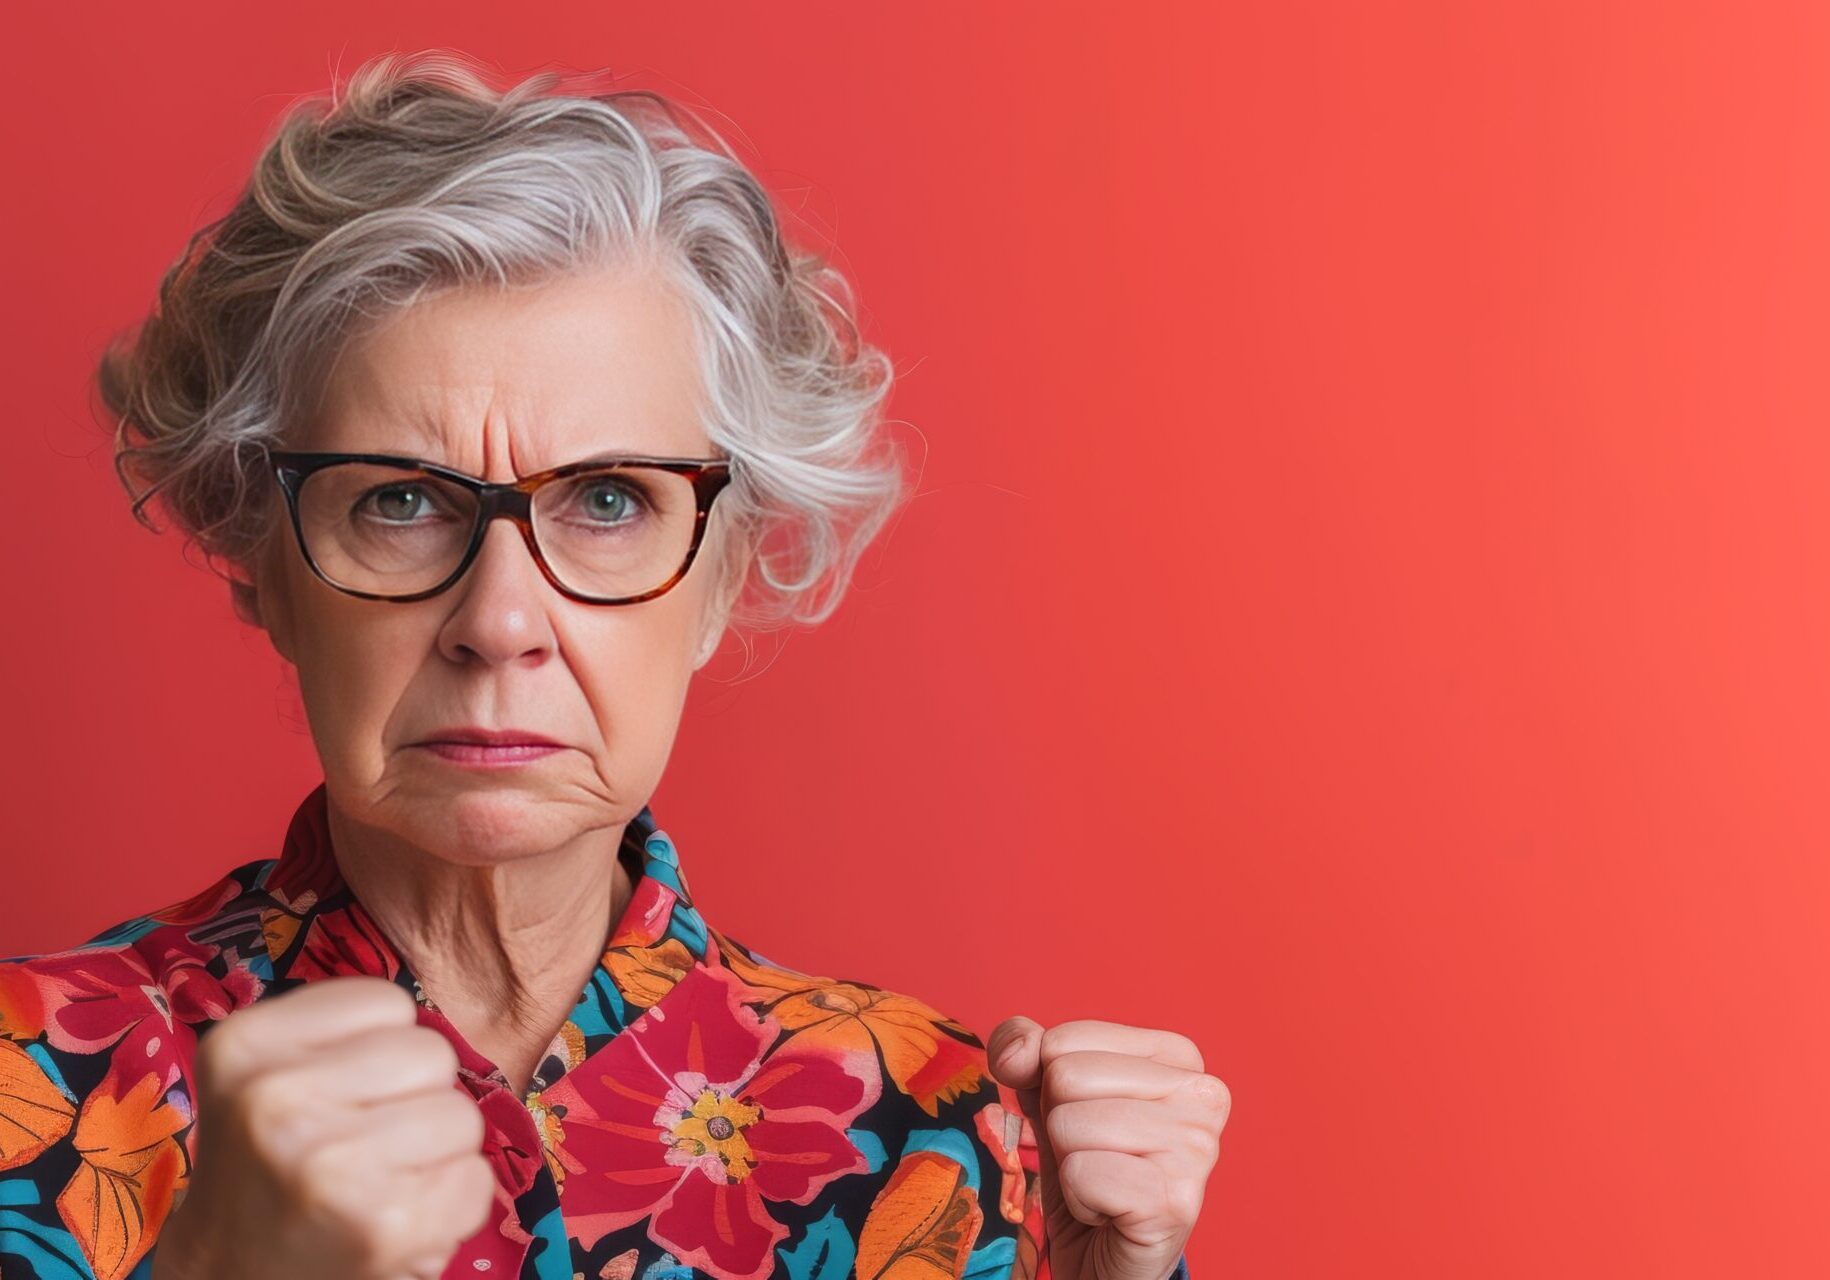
[3, 2, 1825, 1274]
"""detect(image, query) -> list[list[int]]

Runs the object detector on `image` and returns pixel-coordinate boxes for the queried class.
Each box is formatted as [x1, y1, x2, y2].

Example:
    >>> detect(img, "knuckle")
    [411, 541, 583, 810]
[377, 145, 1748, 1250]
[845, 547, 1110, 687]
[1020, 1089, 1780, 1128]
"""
[406, 1026, 461, 1076]
[1184, 1118, 1222, 1163]
[448, 1096, 487, 1148]
[238, 1070, 305, 1138]
[422, 1090, 483, 1145]
[1186, 1072, 1231, 1117]
[1038, 1058, 1067, 1108]
[1167, 1173, 1206, 1227]
[250, 1113, 311, 1165]
[334, 973, 416, 1013]
[366, 1194, 414, 1254]
[1037, 1023, 1069, 1064]
[195, 1022, 249, 1091]
[1054, 1149, 1101, 1220]
[293, 1134, 360, 1207]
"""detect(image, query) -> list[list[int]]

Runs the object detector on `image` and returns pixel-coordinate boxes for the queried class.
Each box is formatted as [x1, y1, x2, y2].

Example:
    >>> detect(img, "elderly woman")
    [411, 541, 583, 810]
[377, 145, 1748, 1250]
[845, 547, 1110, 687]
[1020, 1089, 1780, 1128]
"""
[0, 51, 1227, 1280]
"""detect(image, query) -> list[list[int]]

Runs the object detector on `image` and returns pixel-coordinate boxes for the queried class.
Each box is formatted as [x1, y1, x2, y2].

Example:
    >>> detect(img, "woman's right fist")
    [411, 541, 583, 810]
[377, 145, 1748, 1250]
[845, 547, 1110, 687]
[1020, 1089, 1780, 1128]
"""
[151, 975, 496, 1280]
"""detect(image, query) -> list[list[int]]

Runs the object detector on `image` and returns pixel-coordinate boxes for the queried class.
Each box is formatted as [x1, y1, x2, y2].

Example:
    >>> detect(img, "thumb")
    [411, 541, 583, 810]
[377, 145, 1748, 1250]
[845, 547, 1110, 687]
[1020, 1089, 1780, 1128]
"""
[986, 1015, 1045, 1093]
[986, 1017, 1054, 1167]
[985, 1016, 1065, 1224]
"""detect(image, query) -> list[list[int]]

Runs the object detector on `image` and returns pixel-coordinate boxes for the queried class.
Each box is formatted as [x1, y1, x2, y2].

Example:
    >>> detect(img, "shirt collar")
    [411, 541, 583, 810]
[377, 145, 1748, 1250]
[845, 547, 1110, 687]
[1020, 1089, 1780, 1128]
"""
[253, 780, 714, 1094]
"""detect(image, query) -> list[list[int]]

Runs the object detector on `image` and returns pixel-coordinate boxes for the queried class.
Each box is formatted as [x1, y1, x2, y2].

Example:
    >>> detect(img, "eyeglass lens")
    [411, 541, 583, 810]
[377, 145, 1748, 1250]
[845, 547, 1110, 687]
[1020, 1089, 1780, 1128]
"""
[293, 461, 701, 599]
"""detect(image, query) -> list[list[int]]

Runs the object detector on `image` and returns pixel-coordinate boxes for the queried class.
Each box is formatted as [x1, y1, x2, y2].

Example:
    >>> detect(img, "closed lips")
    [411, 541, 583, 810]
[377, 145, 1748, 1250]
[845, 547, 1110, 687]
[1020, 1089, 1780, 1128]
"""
[417, 729, 561, 746]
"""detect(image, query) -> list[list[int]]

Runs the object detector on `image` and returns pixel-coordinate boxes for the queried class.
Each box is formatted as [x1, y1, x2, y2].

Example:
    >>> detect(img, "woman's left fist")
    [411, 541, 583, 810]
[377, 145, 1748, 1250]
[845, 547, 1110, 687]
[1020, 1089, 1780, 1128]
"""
[985, 1015, 1228, 1280]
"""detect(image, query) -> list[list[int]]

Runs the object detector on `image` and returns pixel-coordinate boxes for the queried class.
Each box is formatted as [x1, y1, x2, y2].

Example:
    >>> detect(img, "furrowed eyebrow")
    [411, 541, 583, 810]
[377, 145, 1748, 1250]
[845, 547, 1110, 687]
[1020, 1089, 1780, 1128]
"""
[330, 448, 722, 479]
[408, 449, 658, 475]
[569, 451, 657, 466]
[560, 450, 732, 468]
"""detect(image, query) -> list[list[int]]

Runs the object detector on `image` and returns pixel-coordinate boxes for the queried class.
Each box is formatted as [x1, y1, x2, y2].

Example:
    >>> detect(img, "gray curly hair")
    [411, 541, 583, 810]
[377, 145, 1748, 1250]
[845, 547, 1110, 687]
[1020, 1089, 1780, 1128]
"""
[97, 50, 910, 669]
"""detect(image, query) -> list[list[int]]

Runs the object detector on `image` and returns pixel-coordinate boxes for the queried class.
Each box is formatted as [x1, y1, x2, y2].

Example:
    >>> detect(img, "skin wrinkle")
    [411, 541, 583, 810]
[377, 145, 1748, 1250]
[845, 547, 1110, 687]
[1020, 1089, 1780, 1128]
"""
[327, 796, 628, 1049]
[251, 258, 751, 1093]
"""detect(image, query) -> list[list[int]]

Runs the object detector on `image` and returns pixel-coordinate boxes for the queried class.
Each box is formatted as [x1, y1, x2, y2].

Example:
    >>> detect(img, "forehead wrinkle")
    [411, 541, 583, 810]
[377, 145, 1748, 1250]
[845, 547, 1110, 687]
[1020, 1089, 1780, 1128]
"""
[424, 405, 598, 482]
[378, 383, 514, 474]
[317, 267, 709, 472]
[404, 318, 606, 479]
[328, 373, 675, 479]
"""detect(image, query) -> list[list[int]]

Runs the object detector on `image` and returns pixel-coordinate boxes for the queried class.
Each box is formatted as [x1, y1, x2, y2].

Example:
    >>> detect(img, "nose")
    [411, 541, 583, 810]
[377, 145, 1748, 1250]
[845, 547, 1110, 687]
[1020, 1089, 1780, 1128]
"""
[434, 517, 559, 667]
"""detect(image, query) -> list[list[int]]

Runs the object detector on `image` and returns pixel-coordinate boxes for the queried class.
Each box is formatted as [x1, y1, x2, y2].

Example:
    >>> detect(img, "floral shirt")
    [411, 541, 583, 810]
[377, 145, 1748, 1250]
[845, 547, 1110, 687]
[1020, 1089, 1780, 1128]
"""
[0, 781, 1191, 1280]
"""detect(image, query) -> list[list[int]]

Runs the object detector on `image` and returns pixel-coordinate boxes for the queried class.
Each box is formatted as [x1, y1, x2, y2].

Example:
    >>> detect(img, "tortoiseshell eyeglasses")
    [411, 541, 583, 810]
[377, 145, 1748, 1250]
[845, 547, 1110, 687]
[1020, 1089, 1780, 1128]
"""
[264, 449, 734, 605]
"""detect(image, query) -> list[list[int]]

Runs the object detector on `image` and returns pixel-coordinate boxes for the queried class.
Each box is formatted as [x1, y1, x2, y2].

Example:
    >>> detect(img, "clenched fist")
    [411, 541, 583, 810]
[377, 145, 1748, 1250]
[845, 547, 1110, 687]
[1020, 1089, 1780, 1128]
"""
[986, 1016, 1228, 1280]
[150, 976, 495, 1280]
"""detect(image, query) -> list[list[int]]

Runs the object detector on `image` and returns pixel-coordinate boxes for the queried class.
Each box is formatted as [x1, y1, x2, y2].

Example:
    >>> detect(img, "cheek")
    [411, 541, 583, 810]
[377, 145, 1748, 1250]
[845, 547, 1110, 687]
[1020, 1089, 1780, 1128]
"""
[571, 595, 705, 744]
[291, 601, 422, 743]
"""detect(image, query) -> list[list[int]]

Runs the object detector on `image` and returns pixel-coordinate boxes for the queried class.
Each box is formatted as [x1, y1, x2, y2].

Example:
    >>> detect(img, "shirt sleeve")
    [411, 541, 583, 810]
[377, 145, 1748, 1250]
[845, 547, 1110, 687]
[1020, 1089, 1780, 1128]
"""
[0, 1043, 101, 1279]
[1, 946, 194, 1280]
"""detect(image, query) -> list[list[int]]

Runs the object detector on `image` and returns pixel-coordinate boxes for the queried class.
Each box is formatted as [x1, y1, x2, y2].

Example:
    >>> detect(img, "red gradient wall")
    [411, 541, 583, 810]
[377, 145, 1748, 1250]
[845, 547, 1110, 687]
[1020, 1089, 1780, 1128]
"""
[4, 3, 1826, 1275]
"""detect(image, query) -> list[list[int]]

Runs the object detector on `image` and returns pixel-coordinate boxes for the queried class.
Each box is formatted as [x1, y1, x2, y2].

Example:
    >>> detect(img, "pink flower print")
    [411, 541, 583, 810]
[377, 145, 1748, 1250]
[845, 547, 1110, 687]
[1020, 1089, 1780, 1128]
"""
[5, 948, 162, 1055]
[544, 963, 882, 1280]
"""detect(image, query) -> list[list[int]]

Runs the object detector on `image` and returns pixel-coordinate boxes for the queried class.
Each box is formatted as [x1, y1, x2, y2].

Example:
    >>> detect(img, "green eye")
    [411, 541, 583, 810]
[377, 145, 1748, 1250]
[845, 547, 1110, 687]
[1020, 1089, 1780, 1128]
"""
[566, 477, 653, 530]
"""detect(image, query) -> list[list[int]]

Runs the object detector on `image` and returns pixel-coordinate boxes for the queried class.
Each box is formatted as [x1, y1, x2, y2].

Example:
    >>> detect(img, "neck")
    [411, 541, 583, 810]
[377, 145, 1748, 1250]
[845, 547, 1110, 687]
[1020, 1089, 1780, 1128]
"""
[323, 800, 637, 1094]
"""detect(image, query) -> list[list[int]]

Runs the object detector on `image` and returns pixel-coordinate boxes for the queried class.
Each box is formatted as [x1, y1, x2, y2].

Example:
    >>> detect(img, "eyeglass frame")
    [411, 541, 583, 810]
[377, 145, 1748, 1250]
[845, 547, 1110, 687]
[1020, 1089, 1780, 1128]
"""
[263, 447, 736, 606]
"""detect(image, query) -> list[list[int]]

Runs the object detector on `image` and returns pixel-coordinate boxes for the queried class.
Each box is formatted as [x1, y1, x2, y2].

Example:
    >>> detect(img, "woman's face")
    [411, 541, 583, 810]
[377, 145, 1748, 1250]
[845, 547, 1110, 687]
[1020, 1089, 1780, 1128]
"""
[252, 258, 742, 865]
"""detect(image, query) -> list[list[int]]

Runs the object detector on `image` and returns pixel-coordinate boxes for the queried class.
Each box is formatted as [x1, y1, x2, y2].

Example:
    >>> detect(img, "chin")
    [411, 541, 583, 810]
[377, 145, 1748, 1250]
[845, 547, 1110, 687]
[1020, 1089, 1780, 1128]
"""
[394, 779, 586, 865]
